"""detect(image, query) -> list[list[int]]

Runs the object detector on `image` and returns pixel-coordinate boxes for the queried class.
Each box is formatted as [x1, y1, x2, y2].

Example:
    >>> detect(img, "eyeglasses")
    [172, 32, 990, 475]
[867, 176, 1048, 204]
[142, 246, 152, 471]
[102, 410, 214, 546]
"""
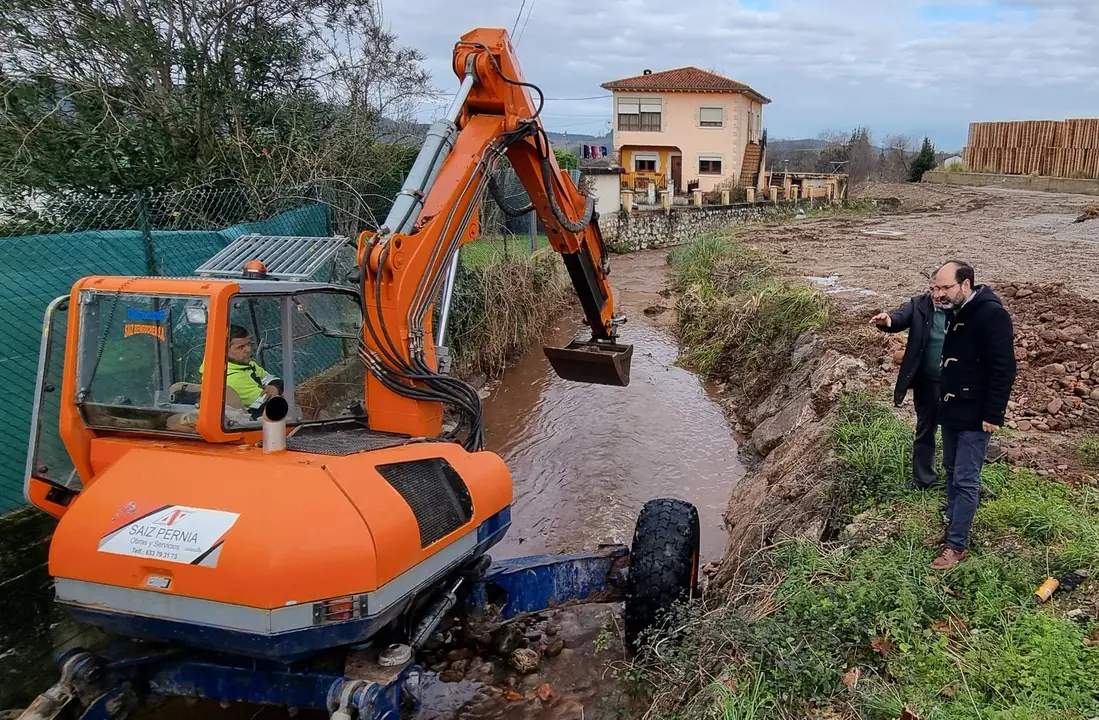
[931, 282, 959, 293]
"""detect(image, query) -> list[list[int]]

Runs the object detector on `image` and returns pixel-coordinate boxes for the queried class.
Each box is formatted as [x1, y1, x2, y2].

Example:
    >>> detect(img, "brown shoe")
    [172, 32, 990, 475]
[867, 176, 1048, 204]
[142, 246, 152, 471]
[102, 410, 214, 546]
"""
[929, 547, 967, 571]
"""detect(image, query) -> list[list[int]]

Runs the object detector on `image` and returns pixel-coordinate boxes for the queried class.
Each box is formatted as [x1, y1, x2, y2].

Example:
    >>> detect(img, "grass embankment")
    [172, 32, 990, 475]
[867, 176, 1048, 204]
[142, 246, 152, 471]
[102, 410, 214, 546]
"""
[448, 247, 567, 379]
[634, 234, 1099, 719]
[669, 232, 830, 398]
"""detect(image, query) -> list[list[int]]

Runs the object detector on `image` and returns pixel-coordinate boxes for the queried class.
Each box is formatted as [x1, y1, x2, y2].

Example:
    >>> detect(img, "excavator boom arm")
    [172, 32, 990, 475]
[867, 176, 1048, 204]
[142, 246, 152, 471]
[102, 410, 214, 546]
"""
[357, 28, 630, 447]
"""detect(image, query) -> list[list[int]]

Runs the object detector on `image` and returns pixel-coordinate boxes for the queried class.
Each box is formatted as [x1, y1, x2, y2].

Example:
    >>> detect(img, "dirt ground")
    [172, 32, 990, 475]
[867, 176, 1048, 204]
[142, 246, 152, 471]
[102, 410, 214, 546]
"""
[745, 182, 1099, 308]
[739, 182, 1099, 480]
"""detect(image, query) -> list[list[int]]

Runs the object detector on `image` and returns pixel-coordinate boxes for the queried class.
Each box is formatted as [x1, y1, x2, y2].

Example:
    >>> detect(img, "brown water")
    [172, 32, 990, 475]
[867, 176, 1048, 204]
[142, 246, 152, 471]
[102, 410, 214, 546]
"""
[485, 250, 743, 563]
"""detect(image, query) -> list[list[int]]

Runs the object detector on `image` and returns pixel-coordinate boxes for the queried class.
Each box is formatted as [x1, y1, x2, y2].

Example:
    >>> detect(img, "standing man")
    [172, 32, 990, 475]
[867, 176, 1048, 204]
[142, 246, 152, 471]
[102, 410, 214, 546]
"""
[927, 261, 1016, 571]
[871, 286, 946, 491]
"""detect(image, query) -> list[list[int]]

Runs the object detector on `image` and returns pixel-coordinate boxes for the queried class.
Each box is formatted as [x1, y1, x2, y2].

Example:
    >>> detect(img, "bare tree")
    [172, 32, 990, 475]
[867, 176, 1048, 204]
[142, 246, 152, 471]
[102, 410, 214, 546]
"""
[882, 134, 913, 182]
[0, 0, 435, 194]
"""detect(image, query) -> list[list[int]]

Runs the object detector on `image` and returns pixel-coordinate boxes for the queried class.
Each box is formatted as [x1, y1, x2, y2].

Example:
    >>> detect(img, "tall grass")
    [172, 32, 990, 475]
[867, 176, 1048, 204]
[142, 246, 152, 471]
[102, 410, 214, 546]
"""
[669, 233, 830, 392]
[448, 249, 568, 378]
[630, 395, 1099, 720]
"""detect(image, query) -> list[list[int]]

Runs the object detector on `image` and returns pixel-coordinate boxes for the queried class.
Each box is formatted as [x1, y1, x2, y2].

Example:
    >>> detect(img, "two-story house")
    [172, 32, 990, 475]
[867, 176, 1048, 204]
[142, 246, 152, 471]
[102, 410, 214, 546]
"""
[601, 67, 770, 194]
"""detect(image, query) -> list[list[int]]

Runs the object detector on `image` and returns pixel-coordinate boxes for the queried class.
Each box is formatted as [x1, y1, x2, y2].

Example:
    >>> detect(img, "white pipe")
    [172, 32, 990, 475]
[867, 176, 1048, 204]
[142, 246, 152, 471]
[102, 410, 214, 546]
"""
[262, 396, 289, 453]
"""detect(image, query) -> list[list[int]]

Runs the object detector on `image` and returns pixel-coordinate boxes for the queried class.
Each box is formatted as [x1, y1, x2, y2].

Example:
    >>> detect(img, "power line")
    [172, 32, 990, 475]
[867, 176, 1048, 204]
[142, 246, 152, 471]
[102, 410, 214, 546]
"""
[543, 94, 612, 101]
[515, 0, 535, 46]
[544, 119, 611, 130]
[511, 0, 527, 37]
[539, 112, 609, 118]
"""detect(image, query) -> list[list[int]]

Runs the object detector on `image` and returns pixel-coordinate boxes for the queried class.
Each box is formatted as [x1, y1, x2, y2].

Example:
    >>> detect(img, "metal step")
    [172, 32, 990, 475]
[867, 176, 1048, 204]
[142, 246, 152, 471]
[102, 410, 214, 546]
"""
[196, 234, 348, 281]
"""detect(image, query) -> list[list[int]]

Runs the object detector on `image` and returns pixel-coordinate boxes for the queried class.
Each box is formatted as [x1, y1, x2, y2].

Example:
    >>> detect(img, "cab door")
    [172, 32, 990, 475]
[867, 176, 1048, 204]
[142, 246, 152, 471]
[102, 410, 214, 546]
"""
[25, 296, 80, 516]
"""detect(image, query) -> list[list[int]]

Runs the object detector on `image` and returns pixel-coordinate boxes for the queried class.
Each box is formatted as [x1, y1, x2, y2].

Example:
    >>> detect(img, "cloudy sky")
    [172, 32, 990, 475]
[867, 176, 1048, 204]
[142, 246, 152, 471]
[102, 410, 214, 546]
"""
[385, 0, 1098, 151]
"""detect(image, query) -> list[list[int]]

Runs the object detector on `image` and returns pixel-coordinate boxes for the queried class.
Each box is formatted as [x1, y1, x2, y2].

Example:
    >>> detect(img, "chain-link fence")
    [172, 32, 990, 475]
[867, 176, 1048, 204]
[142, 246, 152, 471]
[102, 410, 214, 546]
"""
[463, 167, 552, 268]
[0, 167, 553, 513]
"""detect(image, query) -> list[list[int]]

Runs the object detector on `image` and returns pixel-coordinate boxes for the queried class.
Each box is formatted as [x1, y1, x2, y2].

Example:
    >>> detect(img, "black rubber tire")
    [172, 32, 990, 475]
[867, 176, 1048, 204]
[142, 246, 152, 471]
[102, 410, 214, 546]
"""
[624, 498, 701, 652]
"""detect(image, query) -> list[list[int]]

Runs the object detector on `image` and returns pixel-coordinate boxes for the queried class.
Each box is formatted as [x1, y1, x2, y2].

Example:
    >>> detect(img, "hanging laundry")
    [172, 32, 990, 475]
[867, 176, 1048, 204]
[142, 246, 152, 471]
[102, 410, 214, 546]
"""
[582, 145, 590, 159]
[601, 145, 609, 158]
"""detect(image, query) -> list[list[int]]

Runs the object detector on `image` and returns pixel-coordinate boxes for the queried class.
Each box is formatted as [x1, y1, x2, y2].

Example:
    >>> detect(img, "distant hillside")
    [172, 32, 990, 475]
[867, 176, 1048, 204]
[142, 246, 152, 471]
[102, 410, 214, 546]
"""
[376, 119, 609, 158]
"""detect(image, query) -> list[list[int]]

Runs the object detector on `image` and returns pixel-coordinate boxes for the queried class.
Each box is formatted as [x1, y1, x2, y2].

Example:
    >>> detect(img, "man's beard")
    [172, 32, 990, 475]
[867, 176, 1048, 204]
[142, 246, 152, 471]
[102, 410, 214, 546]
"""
[934, 298, 960, 311]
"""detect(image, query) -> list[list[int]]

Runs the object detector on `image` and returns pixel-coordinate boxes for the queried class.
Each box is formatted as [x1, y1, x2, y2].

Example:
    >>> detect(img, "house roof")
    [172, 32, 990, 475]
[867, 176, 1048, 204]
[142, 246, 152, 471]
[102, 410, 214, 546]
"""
[601, 67, 771, 103]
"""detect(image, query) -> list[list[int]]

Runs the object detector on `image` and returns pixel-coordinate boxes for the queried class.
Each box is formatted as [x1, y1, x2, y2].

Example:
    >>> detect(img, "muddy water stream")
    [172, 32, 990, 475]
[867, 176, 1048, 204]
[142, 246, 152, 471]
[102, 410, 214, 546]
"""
[412, 250, 744, 720]
[484, 250, 742, 562]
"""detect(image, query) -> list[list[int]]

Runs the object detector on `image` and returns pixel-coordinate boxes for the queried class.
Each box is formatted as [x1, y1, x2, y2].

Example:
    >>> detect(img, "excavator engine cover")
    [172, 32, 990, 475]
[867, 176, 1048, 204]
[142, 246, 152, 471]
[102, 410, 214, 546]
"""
[544, 339, 633, 387]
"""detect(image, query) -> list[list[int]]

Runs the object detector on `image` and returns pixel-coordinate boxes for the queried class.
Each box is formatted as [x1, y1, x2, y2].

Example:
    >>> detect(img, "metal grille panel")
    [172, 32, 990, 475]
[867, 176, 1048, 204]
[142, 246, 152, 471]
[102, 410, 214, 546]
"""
[196, 234, 347, 281]
[286, 426, 410, 456]
[376, 460, 473, 547]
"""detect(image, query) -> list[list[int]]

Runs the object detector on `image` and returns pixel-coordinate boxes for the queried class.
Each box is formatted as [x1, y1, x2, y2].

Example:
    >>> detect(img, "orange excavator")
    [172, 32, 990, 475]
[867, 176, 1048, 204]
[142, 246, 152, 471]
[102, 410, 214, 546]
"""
[20, 28, 700, 720]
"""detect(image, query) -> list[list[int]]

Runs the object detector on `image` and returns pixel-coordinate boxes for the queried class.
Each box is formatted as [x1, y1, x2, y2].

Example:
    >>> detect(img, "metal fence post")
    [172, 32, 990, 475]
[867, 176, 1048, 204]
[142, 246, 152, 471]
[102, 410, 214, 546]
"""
[529, 210, 536, 254]
[135, 188, 157, 276]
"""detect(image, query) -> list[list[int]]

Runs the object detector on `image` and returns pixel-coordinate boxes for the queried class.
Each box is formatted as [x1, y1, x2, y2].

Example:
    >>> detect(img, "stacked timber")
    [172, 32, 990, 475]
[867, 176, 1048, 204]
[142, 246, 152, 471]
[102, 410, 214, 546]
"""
[963, 119, 1099, 179]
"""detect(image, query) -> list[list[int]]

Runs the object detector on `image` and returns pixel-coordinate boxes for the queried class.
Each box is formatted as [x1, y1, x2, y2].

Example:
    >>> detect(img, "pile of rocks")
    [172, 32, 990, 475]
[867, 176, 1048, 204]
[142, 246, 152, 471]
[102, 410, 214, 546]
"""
[419, 612, 566, 685]
[998, 282, 1099, 433]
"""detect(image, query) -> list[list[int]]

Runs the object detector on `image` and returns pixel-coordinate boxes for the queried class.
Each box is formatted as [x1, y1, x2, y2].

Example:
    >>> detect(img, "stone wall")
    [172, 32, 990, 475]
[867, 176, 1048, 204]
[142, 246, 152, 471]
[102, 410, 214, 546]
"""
[924, 170, 1099, 197]
[598, 199, 830, 253]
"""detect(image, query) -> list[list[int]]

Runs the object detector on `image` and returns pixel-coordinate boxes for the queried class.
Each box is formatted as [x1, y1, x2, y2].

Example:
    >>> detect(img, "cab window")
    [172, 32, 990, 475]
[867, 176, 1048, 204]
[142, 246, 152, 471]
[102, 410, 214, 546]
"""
[217, 291, 362, 431]
[76, 292, 208, 434]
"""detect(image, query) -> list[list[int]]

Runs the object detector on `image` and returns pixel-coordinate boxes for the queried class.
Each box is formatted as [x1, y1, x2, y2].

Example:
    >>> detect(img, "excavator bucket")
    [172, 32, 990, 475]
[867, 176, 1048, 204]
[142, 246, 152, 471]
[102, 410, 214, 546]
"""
[544, 339, 633, 387]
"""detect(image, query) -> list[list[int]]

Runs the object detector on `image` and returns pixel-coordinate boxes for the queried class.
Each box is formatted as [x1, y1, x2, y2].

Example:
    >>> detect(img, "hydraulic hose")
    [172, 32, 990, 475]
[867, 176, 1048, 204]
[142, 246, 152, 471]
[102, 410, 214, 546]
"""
[487, 174, 534, 217]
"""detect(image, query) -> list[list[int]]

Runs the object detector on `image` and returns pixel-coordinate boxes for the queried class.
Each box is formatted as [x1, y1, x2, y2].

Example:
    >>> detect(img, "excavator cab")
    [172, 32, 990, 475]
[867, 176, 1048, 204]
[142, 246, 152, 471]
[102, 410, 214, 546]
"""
[26, 266, 367, 513]
[73, 282, 361, 435]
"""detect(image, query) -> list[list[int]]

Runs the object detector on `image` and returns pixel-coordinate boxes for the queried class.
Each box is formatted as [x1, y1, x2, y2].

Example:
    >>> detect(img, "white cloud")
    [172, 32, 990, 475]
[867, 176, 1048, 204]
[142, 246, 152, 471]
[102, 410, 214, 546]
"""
[384, 0, 1099, 149]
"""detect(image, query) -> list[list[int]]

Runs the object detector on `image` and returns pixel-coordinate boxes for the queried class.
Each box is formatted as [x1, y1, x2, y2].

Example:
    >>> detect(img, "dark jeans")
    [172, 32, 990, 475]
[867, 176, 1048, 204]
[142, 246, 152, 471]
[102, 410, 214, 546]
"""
[942, 426, 991, 552]
[911, 376, 940, 488]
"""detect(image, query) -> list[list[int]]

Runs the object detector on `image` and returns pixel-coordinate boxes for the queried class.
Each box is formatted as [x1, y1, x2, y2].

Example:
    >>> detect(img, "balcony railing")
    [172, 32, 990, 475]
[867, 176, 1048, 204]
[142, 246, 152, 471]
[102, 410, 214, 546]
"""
[619, 172, 668, 191]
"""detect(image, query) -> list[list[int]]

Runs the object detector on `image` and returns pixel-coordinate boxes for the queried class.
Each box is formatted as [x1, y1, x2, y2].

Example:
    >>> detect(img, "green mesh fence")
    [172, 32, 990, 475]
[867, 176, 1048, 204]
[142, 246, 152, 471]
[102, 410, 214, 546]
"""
[0, 168, 551, 513]
[0, 190, 338, 513]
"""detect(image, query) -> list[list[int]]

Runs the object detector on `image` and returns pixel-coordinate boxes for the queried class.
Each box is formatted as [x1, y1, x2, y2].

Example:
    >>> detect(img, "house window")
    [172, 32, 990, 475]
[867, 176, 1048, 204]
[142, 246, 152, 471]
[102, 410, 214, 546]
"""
[634, 154, 658, 172]
[699, 106, 723, 128]
[698, 156, 723, 174]
[618, 98, 661, 132]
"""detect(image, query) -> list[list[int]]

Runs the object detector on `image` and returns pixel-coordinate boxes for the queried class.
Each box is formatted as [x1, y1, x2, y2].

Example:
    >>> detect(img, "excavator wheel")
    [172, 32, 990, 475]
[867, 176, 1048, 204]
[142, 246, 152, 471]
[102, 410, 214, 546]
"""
[623, 498, 700, 653]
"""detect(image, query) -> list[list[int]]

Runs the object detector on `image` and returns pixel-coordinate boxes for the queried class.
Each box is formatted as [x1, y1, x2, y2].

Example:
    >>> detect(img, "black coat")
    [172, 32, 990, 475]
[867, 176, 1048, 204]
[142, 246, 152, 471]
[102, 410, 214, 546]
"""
[938, 286, 1017, 430]
[882, 293, 937, 406]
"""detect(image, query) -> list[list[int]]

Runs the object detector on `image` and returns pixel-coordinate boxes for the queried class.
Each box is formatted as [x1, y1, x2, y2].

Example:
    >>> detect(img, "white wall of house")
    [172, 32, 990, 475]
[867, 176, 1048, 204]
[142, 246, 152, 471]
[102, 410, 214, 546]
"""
[612, 91, 760, 192]
[585, 172, 623, 213]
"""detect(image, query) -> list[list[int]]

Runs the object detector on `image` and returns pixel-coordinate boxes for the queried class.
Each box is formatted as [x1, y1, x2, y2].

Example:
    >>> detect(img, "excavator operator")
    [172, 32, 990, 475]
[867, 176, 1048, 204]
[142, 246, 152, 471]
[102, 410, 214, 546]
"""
[224, 325, 283, 410]
[198, 325, 283, 418]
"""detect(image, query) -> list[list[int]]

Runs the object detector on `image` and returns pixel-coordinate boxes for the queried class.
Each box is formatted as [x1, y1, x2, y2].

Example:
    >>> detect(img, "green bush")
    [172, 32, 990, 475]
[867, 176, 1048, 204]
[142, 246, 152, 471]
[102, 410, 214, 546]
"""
[909, 137, 938, 182]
